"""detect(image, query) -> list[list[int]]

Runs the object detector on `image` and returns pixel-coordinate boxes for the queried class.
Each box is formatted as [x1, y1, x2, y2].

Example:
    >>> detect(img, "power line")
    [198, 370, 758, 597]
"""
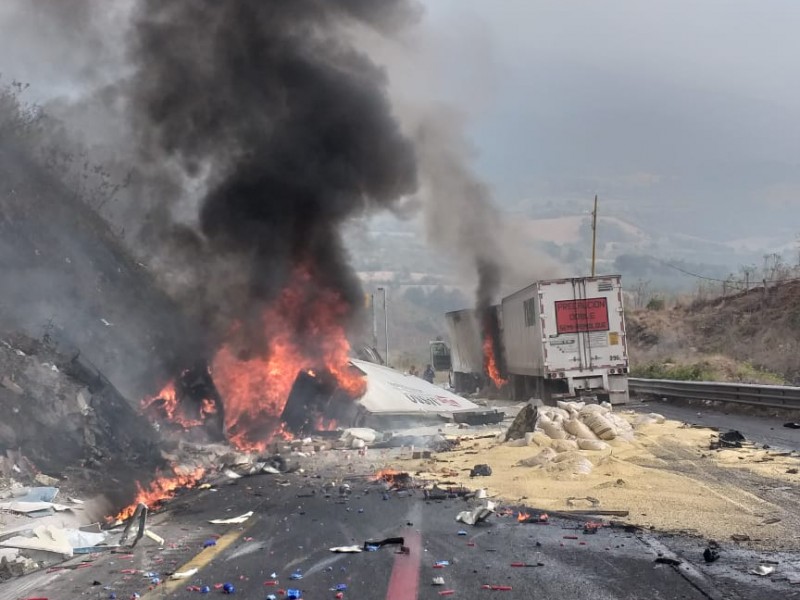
[656, 259, 800, 288]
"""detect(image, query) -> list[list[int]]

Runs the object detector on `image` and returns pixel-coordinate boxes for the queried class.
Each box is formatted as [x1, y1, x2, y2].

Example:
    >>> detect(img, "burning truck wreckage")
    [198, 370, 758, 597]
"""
[0, 304, 510, 579]
[5, 1, 800, 597]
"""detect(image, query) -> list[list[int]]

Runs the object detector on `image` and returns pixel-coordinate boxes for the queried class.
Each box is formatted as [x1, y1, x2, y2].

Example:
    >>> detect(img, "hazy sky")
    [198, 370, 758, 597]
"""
[1, 1, 799, 244]
[420, 1, 800, 241]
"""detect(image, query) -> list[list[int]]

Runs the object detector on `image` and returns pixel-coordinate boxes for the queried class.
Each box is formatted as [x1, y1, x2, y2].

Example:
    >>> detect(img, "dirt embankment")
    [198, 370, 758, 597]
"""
[0, 333, 165, 503]
[626, 281, 800, 384]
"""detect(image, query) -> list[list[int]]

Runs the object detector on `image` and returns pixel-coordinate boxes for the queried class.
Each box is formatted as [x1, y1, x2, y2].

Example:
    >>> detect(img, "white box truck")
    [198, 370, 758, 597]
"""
[432, 275, 630, 404]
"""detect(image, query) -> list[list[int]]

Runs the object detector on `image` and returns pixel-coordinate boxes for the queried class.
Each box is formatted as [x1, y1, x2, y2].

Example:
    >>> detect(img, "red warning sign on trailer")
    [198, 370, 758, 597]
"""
[554, 298, 610, 334]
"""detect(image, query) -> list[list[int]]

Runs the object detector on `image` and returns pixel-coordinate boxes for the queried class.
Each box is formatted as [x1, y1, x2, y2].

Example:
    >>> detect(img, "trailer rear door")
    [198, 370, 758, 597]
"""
[539, 276, 627, 375]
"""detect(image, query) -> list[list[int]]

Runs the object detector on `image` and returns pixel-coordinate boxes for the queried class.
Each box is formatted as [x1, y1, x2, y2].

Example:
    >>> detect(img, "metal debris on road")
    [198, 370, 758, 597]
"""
[456, 501, 495, 526]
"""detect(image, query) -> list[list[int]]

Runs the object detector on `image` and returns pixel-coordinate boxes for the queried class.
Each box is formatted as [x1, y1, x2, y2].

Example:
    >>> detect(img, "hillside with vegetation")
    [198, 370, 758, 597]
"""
[627, 278, 800, 385]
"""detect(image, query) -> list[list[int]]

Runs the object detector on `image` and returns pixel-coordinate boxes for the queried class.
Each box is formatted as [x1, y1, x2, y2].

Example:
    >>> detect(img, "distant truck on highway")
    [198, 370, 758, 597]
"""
[430, 275, 630, 404]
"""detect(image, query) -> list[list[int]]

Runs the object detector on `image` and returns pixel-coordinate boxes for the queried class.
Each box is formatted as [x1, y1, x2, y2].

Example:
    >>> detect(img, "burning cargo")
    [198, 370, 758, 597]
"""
[433, 276, 629, 404]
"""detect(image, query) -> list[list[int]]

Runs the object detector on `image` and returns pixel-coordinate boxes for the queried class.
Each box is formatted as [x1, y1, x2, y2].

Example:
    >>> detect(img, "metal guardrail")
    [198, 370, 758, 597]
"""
[628, 378, 800, 411]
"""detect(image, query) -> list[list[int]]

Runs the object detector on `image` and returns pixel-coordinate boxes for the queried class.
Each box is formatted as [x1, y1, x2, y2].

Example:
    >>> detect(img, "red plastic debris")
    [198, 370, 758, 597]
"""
[120, 569, 138, 574]
[264, 580, 279, 586]
[439, 591, 456, 596]
[336, 594, 344, 599]
[481, 585, 513, 591]
[579, 542, 587, 546]
[467, 542, 476, 547]
[186, 586, 201, 592]
[213, 583, 224, 589]
[433, 564, 445, 569]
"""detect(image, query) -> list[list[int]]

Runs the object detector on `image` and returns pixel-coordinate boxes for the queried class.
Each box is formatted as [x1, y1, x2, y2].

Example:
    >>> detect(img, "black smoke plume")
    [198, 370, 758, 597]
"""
[126, 0, 419, 352]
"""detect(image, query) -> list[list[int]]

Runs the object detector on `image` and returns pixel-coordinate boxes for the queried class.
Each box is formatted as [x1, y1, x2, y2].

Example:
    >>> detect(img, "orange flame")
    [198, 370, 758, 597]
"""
[141, 380, 217, 430]
[314, 415, 338, 431]
[113, 466, 206, 522]
[483, 335, 507, 387]
[374, 468, 402, 481]
[211, 268, 365, 451]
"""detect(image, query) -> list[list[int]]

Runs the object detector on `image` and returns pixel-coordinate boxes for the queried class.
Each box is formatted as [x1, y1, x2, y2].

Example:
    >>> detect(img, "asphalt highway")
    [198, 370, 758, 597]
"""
[5, 452, 753, 600]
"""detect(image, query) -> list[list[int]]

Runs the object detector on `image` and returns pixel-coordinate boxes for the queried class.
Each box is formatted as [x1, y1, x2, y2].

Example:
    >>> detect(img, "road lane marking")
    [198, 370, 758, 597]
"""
[140, 522, 255, 598]
[386, 529, 421, 600]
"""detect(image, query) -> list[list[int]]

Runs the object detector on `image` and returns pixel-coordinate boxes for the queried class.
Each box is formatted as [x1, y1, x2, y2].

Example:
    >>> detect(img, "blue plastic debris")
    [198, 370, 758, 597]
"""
[200, 586, 211, 593]
[289, 571, 303, 580]
[457, 530, 468, 536]
[382, 492, 390, 500]
[287, 589, 302, 599]
[109, 594, 116, 600]
[203, 539, 217, 548]
[365, 544, 379, 552]
[435, 560, 450, 567]
[222, 582, 235, 594]
[150, 577, 161, 585]
[335, 583, 348, 591]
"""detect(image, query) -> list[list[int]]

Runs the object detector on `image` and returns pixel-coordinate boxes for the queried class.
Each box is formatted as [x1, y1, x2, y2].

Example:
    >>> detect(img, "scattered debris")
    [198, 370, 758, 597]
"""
[703, 548, 720, 563]
[209, 511, 253, 524]
[750, 564, 775, 576]
[566, 496, 600, 508]
[432, 576, 445, 585]
[0, 525, 73, 557]
[456, 501, 495, 526]
[505, 404, 538, 441]
[469, 464, 492, 477]
[330, 546, 362, 553]
[654, 557, 682, 566]
[784, 422, 800, 429]
[363, 537, 404, 550]
[170, 568, 198, 580]
[712, 430, 746, 449]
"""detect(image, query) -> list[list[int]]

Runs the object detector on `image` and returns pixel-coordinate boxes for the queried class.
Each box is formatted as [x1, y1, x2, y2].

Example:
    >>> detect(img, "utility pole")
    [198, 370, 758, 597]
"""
[371, 293, 378, 352]
[591, 194, 598, 277]
[377, 287, 389, 366]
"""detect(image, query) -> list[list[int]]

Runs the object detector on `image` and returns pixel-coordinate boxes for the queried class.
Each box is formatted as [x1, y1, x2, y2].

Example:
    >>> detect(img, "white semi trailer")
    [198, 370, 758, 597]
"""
[431, 276, 630, 404]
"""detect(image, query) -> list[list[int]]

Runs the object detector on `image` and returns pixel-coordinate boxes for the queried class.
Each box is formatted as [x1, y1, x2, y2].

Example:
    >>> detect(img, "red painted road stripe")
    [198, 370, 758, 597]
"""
[386, 530, 422, 600]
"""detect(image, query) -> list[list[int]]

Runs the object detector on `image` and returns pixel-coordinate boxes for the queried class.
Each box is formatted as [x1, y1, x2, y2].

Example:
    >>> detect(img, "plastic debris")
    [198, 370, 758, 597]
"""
[289, 571, 303, 580]
[333, 584, 348, 591]
[481, 585, 513, 591]
[432, 577, 446, 586]
[170, 568, 198, 580]
[456, 501, 495, 526]
[266, 596, 277, 600]
[203, 539, 217, 548]
[457, 530, 468, 536]
[439, 591, 455, 596]
[200, 586, 211, 593]
[222, 582, 235, 594]
[750, 565, 775, 576]
[208, 511, 253, 525]
[287, 589, 302, 599]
